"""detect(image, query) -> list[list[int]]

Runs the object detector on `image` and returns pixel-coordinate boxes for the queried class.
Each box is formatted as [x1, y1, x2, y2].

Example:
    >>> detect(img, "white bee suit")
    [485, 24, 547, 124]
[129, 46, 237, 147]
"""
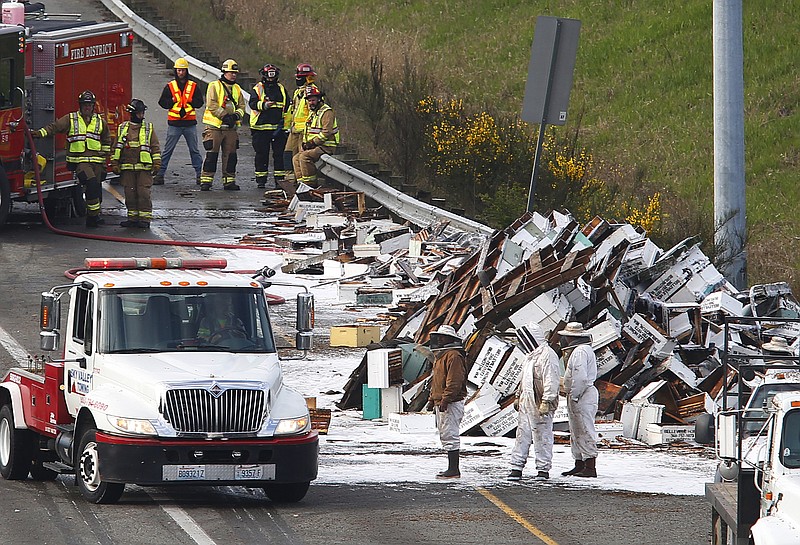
[564, 343, 599, 461]
[509, 338, 561, 472]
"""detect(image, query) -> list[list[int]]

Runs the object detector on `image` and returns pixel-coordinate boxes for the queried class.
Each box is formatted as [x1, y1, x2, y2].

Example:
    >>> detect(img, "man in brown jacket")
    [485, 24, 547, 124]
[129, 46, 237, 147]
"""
[426, 324, 468, 479]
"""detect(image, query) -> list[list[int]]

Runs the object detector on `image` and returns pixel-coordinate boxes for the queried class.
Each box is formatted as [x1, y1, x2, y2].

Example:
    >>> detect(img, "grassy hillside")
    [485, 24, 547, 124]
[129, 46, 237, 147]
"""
[139, 0, 800, 289]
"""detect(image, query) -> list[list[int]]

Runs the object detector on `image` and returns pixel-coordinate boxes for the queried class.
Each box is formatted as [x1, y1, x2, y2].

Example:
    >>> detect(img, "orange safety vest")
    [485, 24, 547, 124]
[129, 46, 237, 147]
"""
[167, 80, 198, 121]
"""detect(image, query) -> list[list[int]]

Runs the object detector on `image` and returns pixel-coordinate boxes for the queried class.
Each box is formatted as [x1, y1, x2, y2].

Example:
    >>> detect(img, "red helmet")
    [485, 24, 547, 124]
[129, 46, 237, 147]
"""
[295, 63, 316, 79]
[304, 84, 322, 99]
[260, 63, 280, 82]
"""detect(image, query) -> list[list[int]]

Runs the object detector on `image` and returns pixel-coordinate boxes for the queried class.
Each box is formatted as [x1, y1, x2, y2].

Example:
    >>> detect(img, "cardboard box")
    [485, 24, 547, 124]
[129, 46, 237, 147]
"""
[644, 423, 695, 445]
[388, 412, 436, 434]
[330, 325, 381, 347]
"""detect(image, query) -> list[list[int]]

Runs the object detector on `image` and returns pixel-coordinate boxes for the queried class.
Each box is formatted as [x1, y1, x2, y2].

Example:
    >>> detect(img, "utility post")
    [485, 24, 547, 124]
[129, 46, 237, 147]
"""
[713, 0, 747, 289]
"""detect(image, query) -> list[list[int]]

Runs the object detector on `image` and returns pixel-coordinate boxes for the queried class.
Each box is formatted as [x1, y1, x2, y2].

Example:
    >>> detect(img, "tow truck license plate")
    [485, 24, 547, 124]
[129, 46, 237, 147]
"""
[163, 464, 276, 481]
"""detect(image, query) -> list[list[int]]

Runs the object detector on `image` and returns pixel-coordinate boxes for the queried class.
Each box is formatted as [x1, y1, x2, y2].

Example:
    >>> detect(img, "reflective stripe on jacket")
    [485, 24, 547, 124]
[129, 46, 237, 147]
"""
[67, 112, 107, 162]
[167, 79, 198, 121]
[112, 122, 159, 169]
[203, 79, 245, 128]
[290, 87, 310, 133]
[303, 103, 339, 148]
[249, 82, 288, 130]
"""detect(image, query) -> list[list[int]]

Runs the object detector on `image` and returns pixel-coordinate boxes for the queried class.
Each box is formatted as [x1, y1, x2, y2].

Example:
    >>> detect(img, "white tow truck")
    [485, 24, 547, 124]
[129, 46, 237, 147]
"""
[701, 316, 800, 544]
[0, 257, 318, 504]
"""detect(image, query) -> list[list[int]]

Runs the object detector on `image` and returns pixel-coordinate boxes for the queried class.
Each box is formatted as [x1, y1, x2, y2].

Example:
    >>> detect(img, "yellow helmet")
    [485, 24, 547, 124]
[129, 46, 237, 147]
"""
[221, 59, 239, 73]
[174, 57, 190, 69]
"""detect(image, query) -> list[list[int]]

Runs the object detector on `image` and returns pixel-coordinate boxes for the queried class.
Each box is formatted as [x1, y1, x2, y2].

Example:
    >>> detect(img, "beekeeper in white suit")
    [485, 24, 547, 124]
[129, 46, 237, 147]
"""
[559, 321, 599, 478]
[507, 323, 560, 481]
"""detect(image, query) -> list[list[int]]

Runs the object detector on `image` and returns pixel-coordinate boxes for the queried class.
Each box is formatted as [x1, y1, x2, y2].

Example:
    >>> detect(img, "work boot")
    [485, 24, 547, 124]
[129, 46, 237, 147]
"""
[436, 450, 460, 479]
[256, 176, 268, 189]
[506, 469, 522, 482]
[196, 174, 202, 185]
[223, 183, 241, 191]
[200, 183, 211, 191]
[152, 173, 164, 185]
[86, 216, 101, 228]
[534, 471, 550, 480]
[562, 459, 585, 476]
[575, 457, 597, 478]
[120, 219, 140, 227]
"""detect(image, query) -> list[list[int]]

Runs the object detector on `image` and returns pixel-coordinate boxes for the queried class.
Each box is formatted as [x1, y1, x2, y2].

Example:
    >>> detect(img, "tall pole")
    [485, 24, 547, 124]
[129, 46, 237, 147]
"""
[713, 0, 747, 289]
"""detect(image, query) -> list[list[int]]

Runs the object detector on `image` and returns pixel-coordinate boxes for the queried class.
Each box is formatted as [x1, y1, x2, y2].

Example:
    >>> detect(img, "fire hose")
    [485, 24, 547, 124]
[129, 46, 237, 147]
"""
[22, 123, 286, 304]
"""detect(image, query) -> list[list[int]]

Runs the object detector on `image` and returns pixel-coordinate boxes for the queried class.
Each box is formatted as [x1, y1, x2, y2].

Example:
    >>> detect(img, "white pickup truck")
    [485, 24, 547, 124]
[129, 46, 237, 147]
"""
[0, 257, 318, 504]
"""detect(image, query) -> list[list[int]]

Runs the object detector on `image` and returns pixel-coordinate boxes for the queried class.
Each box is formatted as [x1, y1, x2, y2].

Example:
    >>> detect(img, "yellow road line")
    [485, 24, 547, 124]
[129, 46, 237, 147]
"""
[476, 487, 560, 545]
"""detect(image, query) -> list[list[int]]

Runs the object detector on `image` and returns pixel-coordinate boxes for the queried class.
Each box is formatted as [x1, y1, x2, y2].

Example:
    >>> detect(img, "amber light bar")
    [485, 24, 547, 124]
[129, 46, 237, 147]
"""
[84, 258, 228, 270]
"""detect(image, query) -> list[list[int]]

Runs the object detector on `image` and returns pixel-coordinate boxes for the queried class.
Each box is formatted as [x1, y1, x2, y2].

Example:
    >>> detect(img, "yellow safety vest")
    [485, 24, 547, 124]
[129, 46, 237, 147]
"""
[249, 82, 288, 130]
[112, 122, 155, 168]
[203, 80, 242, 128]
[304, 104, 339, 147]
[290, 88, 310, 133]
[67, 112, 105, 163]
[167, 80, 197, 121]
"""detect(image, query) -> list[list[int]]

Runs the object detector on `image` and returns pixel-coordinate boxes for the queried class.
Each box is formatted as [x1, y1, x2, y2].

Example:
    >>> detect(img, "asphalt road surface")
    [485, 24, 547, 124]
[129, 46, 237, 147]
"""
[0, 1, 713, 543]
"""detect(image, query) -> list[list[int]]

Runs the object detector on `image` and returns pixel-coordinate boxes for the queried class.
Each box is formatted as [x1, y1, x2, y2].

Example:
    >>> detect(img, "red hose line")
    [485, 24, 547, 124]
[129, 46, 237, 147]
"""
[24, 122, 288, 253]
[23, 123, 287, 305]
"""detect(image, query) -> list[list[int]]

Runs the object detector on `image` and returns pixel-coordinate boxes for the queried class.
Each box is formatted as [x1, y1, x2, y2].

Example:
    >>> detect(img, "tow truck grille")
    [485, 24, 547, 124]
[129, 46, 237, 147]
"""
[161, 389, 266, 433]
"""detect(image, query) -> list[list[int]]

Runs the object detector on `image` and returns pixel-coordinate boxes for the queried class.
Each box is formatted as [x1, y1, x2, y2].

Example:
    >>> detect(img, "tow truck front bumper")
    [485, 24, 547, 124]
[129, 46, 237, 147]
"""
[94, 431, 319, 486]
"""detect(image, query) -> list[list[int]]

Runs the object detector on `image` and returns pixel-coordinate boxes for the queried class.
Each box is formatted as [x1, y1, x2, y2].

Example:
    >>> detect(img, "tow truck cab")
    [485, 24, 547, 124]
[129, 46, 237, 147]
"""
[0, 258, 318, 504]
[703, 316, 800, 544]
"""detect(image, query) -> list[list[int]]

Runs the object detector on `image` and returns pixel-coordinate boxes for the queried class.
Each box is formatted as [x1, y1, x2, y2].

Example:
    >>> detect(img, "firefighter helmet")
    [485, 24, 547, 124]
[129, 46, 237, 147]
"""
[260, 63, 280, 82]
[78, 90, 96, 104]
[221, 59, 239, 73]
[304, 84, 323, 99]
[295, 63, 316, 79]
[174, 57, 190, 69]
[126, 98, 147, 114]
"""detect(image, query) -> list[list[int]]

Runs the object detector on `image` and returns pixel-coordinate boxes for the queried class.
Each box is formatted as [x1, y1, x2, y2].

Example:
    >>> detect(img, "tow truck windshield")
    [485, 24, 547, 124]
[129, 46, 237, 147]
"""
[98, 288, 276, 353]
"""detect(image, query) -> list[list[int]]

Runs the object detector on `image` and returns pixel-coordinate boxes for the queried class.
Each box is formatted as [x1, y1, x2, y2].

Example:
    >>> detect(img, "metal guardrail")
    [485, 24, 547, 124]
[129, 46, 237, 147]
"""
[101, 0, 495, 237]
[318, 155, 494, 236]
[99, 0, 250, 103]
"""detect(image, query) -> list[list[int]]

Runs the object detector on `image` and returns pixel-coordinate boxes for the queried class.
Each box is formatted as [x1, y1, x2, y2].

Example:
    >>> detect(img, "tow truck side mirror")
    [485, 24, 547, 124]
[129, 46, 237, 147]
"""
[40, 291, 61, 351]
[295, 292, 314, 351]
[717, 413, 738, 460]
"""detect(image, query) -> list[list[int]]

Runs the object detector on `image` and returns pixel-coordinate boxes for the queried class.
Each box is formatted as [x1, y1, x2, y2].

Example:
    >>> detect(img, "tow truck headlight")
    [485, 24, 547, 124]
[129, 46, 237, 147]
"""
[274, 415, 310, 436]
[108, 415, 157, 435]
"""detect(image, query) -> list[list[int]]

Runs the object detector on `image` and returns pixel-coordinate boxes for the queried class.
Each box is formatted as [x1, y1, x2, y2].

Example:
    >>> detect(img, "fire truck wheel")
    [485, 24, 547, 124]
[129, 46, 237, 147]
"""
[262, 482, 310, 503]
[0, 405, 33, 480]
[71, 186, 87, 218]
[29, 459, 58, 481]
[76, 428, 125, 504]
[0, 170, 10, 228]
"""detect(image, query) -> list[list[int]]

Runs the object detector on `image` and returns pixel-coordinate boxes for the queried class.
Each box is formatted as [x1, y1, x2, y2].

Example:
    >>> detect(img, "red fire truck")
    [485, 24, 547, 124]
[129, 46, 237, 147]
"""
[0, 13, 132, 227]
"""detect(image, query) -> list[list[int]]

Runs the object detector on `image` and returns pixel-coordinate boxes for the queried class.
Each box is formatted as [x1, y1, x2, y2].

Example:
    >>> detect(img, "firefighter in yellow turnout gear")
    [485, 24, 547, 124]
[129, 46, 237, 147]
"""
[111, 99, 161, 229]
[33, 90, 112, 228]
[200, 59, 246, 191]
[293, 85, 338, 187]
[284, 63, 316, 189]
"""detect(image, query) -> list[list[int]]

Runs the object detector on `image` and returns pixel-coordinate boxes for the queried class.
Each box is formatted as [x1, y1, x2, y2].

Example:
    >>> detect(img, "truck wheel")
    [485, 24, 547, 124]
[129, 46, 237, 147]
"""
[0, 405, 32, 480]
[71, 186, 87, 217]
[76, 428, 125, 504]
[695, 413, 715, 445]
[0, 170, 11, 228]
[29, 459, 58, 481]
[263, 482, 310, 503]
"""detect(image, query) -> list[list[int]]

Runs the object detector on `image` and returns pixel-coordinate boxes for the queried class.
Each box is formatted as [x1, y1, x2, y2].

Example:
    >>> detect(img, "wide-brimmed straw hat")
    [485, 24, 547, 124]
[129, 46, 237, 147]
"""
[431, 324, 460, 340]
[762, 336, 794, 354]
[558, 322, 591, 340]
